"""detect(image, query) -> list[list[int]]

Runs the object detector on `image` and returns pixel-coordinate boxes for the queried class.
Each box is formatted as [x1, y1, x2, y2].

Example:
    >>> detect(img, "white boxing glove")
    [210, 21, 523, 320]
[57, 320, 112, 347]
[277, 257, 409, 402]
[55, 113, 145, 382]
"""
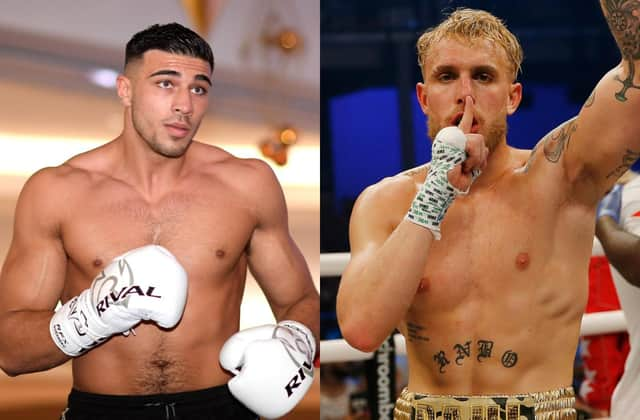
[50, 245, 188, 356]
[219, 321, 316, 419]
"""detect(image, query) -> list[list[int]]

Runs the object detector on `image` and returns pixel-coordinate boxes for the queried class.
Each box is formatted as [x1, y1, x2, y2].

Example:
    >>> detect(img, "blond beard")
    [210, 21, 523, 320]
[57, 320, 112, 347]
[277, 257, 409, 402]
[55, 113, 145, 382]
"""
[426, 115, 507, 152]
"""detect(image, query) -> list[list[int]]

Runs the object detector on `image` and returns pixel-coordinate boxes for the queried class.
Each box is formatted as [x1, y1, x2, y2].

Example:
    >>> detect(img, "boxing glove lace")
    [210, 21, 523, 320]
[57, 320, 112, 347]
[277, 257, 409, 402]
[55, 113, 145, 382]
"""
[219, 321, 315, 419]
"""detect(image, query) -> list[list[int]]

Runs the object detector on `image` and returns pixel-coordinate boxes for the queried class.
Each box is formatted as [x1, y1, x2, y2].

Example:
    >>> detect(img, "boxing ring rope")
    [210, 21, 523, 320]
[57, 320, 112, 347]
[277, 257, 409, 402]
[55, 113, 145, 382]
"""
[319, 252, 628, 364]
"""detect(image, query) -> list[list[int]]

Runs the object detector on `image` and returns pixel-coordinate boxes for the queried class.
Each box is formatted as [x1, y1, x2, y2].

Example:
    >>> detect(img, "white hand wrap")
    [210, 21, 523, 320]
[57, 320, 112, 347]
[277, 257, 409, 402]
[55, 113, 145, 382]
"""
[219, 321, 316, 419]
[406, 126, 474, 240]
[50, 245, 188, 357]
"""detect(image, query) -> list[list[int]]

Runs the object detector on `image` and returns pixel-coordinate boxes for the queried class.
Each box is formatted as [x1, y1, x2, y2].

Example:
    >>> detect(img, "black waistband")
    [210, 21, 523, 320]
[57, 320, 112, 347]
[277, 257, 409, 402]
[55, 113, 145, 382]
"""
[68, 384, 233, 408]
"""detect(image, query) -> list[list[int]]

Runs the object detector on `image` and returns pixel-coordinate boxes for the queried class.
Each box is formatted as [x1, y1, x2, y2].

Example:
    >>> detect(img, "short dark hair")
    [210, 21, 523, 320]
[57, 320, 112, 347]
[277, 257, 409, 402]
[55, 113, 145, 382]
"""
[125, 23, 214, 72]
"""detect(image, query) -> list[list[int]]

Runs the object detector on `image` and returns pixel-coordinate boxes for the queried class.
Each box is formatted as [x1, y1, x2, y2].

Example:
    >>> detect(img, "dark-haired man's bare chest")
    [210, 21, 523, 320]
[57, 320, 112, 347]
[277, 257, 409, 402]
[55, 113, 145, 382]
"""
[60, 184, 255, 289]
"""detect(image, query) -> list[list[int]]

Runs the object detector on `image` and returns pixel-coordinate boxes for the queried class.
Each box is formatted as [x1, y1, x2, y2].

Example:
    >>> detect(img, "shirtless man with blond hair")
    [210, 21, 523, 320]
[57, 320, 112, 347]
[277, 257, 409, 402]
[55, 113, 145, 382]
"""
[337, 3, 640, 419]
[0, 23, 319, 420]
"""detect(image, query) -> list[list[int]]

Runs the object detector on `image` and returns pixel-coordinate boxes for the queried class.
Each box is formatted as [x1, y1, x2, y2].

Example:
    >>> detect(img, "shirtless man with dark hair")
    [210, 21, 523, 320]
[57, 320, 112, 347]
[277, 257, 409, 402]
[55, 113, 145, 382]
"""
[338, 3, 640, 419]
[0, 22, 319, 420]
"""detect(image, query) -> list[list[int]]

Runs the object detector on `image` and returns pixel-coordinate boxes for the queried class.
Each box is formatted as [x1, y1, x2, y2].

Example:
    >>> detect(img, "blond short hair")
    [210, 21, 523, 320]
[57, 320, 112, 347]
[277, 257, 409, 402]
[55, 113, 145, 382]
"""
[417, 8, 523, 81]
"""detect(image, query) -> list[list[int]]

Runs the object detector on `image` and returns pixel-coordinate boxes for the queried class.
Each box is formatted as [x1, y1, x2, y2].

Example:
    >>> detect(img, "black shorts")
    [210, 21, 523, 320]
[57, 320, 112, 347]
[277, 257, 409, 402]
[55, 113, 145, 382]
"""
[60, 384, 258, 420]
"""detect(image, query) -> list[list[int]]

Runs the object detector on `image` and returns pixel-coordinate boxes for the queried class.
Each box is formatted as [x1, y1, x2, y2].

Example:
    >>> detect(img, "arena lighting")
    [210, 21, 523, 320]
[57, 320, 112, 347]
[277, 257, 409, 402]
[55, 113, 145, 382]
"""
[0, 134, 318, 187]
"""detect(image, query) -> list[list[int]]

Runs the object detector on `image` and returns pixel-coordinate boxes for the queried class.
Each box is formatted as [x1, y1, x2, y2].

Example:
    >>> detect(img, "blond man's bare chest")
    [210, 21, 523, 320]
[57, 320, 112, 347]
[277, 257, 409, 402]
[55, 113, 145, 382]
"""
[410, 182, 592, 314]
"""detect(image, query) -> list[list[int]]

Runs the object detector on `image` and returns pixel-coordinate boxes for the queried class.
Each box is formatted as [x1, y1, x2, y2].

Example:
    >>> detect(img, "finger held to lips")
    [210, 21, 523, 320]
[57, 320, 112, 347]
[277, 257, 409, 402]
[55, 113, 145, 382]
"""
[458, 96, 474, 134]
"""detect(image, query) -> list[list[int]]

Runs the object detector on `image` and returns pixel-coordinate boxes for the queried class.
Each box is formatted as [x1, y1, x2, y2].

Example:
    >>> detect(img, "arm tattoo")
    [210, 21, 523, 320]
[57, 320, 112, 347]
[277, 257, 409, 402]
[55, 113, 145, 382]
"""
[542, 118, 578, 163]
[584, 89, 596, 108]
[606, 148, 640, 178]
[602, 0, 640, 60]
[406, 322, 430, 342]
[614, 61, 640, 102]
[601, 0, 640, 101]
[402, 163, 430, 178]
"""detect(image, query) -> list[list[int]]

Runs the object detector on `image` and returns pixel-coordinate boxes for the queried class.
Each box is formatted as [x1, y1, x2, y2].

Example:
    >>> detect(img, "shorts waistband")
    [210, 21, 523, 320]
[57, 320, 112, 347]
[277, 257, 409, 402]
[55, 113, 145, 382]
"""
[68, 384, 232, 408]
[393, 386, 576, 420]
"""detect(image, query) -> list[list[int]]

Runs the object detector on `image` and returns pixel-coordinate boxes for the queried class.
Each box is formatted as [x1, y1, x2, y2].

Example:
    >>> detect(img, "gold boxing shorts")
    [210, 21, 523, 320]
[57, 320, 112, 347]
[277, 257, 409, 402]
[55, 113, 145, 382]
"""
[393, 386, 576, 420]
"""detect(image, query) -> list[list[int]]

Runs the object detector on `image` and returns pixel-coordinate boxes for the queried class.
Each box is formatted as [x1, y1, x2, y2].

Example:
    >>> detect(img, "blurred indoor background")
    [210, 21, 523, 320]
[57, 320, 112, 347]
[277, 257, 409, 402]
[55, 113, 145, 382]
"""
[0, 0, 319, 419]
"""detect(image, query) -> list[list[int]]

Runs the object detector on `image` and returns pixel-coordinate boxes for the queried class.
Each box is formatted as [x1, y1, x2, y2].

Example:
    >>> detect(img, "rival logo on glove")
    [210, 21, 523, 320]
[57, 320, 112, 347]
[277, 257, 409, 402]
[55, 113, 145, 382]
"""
[52, 324, 68, 347]
[67, 297, 88, 336]
[95, 285, 162, 315]
[285, 360, 313, 397]
[274, 324, 315, 398]
[91, 259, 162, 316]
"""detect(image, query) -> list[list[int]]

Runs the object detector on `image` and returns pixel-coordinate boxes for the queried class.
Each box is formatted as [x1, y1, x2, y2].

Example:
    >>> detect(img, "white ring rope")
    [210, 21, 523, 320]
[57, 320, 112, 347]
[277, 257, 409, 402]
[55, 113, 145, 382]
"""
[320, 252, 628, 363]
[320, 252, 350, 277]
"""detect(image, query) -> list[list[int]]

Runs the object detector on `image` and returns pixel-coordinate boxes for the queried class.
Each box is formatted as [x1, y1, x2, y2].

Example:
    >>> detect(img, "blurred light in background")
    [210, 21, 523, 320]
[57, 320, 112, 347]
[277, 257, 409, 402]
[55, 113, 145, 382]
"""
[0, 134, 318, 187]
[87, 68, 119, 89]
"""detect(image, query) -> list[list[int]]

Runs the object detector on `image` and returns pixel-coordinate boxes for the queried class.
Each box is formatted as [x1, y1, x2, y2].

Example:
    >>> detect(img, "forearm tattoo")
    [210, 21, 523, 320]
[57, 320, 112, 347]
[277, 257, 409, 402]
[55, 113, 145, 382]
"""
[606, 148, 640, 178]
[542, 118, 578, 163]
[431, 339, 518, 374]
[601, 0, 640, 101]
[615, 60, 640, 101]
